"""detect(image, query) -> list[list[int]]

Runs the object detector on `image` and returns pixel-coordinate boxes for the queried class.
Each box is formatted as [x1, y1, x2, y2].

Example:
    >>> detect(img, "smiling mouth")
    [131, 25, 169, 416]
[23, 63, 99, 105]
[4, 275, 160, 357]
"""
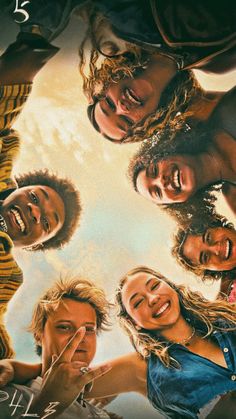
[224, 239, 232, 260]
[124, 88, 142, 106]
[10, 207, 26, 233]
[153, 302, 170, 318]
[169, 167, 181, 192]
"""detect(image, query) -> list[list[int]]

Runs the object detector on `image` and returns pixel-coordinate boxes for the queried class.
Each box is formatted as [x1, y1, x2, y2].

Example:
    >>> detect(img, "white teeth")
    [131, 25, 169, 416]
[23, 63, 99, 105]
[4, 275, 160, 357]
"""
[173, 170, 180, 189]
[225, 240, 230, 259]
[125, 88, 141, 105]
[153, 302, 169, 317]
[11, 208, 25, 232]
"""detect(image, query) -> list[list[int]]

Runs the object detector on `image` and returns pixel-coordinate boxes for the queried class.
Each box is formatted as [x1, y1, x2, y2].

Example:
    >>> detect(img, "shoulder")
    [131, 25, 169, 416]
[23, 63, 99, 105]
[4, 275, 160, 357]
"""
[210, 87, 236, 139]
[0, 382, 35, 418]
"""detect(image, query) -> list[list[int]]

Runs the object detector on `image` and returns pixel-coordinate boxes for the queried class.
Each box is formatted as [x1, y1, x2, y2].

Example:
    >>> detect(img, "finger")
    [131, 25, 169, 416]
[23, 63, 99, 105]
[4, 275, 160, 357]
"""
[71, 361, 88, 370]
[51, 354, 58, 366]
[0, 370, 13, 387]
[84, 380, 93, 393]
[56, 327, 86, 363]
[79, 364, 112, 386]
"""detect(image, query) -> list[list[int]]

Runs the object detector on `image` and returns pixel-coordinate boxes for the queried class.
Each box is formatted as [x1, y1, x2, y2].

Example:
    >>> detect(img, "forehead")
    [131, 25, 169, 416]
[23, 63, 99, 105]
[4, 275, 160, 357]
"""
[94, 101, 125, 141]
[46, 299, 97, 324]
[122, 272, 167, 298]
[182, 234, 202, 265]
[136, 169, 153, 199]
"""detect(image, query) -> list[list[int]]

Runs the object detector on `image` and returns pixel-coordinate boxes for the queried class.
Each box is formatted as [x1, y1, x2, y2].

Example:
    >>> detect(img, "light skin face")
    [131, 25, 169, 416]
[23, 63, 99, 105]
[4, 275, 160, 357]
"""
[40, 299, 97, 372]
[136, 156, 199, 205]
[121, 271, 182, 332]
[182, 227, 236, 271]
[94, 56, 177, 142]
[0, 185, 65, 247]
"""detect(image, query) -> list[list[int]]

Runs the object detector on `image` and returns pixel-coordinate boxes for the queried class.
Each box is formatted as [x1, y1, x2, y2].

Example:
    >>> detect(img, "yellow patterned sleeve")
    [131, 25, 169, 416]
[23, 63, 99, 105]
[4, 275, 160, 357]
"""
[0, 83, 32, 132]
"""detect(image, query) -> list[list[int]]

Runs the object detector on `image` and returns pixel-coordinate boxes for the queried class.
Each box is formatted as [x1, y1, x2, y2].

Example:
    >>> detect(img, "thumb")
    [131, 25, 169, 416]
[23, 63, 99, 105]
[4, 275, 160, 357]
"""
[51, 354, 58, 367]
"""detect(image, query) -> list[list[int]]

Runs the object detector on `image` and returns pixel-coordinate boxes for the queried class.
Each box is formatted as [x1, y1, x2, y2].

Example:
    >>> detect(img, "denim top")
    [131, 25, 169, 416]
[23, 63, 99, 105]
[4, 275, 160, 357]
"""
[147, 329, 236, 418]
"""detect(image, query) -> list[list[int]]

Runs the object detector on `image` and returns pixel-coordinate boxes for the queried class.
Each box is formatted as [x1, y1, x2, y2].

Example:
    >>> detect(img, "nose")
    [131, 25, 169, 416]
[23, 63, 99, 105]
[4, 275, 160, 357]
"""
[148, 293, 158, 307]
[116, 100, 130, 114]
[210, 243, 220, 256]
[28, 203, 41, 224]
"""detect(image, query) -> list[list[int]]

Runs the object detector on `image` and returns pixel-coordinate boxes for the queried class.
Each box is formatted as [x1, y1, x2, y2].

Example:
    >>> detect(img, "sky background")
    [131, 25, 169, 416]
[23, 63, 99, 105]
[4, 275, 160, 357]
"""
[1, 10, 236, 419]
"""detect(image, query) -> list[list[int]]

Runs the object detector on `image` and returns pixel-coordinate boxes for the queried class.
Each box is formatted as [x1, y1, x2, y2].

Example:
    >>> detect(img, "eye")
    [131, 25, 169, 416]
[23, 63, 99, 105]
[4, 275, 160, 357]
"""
[151, 282, 159, 291]
[120, 115, 133, 127]
[147, 163, 158, 178]
[155, 187, 162, 200]
[133, 298, 144, 309]
[42, 217, 50, 233]
[204, 231, 212, 245]
[85, 326, 96, 334]
[56, 324, 72, 332]
[105, 96, 116, 111]
[200, 251, 209, 265]
[30, 191, 39, 204]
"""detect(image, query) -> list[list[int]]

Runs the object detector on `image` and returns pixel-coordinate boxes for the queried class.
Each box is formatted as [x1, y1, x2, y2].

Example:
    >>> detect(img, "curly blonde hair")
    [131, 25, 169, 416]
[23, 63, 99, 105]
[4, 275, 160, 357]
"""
[78, 9, 202, 144]
[116, 266, 236, 368]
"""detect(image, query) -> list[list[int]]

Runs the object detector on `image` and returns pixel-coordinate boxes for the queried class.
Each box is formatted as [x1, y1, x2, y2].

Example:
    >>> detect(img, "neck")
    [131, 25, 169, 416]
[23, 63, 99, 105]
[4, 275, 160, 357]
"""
[146, 54, 177, 99]
[194, 150, 223, 189]
[188, 91, 223, 122]
[159, 316, 193, 344]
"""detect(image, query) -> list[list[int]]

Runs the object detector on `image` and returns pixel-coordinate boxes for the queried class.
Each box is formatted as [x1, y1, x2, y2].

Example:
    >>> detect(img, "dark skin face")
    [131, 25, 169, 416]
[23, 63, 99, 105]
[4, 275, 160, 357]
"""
[93, 55, 177, 142]
[182, 227, 236, 271]
[136, 156, 199, 204]
[0, 185, 65, 247]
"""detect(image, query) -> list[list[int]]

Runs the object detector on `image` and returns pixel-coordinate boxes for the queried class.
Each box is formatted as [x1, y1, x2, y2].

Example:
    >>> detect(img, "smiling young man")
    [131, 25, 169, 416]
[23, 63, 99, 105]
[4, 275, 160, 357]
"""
[0, 37, 81, 360]
[0, 277, 114, 419]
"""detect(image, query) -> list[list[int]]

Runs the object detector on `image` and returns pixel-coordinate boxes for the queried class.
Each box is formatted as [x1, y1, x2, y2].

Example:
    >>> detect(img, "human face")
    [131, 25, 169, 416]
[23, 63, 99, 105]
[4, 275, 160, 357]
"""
[121, 271, 181, 331]
[41, 299, 97, 367]
[136, 156, 199, 205]
[94, 75, 161, 142]
[182, 227, 236, 271]
[1, 185, 65, 247]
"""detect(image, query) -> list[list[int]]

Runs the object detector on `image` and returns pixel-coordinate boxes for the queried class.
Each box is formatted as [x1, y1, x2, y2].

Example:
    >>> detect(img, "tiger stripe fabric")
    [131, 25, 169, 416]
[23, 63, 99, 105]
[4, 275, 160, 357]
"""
[0, 83, 31, 358]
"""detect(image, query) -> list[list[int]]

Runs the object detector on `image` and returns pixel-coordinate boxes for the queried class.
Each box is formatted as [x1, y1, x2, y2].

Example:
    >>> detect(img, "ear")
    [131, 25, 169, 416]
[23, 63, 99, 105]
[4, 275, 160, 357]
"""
[24, 243, 44, 251]
[135, 324, 141, 331]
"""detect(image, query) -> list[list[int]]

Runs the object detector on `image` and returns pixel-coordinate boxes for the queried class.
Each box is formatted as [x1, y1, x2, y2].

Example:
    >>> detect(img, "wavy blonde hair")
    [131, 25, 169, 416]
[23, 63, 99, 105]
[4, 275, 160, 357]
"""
[116, 266, 236, 368]
[29, 276, 112, 355]
[78, 9, 202, 143]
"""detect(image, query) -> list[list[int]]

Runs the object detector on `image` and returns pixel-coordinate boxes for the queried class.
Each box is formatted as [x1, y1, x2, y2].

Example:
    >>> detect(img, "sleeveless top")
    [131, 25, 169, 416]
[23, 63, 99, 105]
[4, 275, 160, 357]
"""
[147, 329, 236, 418]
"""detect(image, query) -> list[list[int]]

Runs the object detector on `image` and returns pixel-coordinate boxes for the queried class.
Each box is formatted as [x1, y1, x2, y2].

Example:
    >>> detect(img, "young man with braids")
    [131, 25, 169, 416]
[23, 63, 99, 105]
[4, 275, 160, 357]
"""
[0, 36, 81, 359]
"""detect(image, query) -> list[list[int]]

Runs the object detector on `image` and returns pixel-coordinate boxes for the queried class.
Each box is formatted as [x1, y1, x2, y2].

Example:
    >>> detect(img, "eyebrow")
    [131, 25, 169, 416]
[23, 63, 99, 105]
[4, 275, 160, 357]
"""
[54, 212, 59, 224]
[40, 188, 49, 200]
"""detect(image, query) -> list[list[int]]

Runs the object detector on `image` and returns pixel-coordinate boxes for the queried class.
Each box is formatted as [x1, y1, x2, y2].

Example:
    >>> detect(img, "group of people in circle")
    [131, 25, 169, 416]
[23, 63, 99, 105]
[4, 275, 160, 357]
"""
[0, 1, 235, 418]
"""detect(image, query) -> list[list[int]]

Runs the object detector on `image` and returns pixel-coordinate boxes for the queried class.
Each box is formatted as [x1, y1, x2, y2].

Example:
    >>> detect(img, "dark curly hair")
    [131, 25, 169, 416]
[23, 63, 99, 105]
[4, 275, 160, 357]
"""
[128, 122, 223, 227]
[172, 213, 236, 283]
[16, 169, 81, 251]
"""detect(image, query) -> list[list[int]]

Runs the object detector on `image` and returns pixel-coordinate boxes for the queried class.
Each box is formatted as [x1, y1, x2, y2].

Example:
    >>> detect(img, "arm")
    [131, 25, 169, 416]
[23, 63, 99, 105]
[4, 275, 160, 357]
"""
[85, 352, 147, 399]
[0, 359, 41, 386]
[222, 183, 236, 217]
[0, 33, 59, 84]
[0, 34, 59, 132]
